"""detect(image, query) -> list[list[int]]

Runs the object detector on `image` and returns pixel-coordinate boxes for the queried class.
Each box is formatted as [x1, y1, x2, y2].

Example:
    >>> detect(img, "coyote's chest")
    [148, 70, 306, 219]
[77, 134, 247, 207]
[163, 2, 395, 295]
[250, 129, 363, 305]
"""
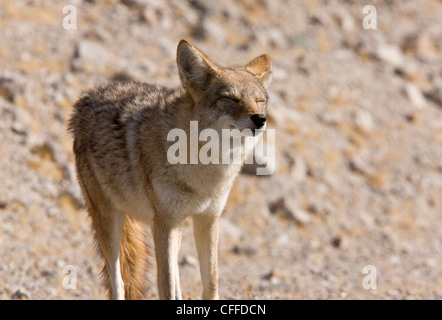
[156, 162, 240, 218]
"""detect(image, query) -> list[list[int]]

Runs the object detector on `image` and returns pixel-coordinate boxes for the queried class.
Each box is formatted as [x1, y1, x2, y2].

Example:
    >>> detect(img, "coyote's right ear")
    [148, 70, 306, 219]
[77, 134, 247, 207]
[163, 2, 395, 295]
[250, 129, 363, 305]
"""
[177, 40, 217, 98]
[245, 54, 272, 89]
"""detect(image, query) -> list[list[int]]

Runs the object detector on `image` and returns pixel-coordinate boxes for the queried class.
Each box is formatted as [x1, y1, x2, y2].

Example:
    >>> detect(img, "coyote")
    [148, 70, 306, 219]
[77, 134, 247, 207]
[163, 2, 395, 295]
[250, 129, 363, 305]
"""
[68, 39, 271, 300]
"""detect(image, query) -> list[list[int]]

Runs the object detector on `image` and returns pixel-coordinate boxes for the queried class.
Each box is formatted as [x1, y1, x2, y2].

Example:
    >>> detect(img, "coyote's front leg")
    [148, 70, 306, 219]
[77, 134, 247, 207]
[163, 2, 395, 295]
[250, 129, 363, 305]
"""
[153, 217, 182, 300]
[193, 214, 220, 300]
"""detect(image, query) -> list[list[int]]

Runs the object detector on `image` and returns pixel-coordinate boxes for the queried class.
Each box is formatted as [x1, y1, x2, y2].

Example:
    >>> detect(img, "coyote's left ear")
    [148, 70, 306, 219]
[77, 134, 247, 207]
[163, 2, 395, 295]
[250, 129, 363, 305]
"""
[177, 39, 218, 99]
[245, 54, 272, 89]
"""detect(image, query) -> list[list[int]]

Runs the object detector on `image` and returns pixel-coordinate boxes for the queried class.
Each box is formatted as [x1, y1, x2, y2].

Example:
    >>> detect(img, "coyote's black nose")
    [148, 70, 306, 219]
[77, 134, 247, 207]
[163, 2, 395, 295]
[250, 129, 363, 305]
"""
[251, 114, 266, 128]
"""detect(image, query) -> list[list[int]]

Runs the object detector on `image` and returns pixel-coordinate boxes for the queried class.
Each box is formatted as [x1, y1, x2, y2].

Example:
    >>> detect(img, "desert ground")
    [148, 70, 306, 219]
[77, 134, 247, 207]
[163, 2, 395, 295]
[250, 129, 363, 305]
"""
[0, 0, 441, 299]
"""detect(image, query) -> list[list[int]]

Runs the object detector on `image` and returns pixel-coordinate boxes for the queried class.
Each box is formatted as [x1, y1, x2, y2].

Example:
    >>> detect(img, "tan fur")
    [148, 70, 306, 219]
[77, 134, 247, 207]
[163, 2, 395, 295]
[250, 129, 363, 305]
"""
[68, 39, 271, 299]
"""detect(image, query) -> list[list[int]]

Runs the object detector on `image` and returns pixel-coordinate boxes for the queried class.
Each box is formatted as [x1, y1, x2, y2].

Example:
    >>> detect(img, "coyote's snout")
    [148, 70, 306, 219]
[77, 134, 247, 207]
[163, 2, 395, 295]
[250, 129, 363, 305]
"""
[68, 39, 271, 299]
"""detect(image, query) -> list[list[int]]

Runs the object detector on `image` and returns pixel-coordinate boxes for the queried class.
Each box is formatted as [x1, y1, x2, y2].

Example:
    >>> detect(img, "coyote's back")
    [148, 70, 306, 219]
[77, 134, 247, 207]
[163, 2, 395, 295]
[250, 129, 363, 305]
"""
[69, 82, 188, 218]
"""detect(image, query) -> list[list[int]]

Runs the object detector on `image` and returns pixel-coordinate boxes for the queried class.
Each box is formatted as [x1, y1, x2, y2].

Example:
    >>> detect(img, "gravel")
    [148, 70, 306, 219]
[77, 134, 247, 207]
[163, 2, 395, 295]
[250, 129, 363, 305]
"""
[0, 0, 441, 300]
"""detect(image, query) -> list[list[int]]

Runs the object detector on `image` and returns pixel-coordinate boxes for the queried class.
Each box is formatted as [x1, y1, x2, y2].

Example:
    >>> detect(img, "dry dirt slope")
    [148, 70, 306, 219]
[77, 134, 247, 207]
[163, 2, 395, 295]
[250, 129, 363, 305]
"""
[0, 0, 441, 299]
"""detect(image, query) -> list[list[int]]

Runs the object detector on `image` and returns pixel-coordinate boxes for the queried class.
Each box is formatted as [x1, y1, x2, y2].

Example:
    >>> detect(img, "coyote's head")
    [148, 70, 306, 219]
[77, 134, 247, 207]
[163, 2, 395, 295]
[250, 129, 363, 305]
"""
[177, 39, 272, 135]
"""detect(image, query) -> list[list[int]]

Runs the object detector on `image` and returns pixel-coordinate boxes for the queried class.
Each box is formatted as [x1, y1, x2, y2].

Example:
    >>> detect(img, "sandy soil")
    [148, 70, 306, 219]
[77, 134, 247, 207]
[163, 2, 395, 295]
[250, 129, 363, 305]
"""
[0, 0, 441, 299]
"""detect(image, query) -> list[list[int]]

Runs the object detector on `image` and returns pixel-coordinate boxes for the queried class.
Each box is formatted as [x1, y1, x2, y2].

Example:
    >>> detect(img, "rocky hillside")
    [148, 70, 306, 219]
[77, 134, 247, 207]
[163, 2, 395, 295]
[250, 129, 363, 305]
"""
[0, 0, 441, 299]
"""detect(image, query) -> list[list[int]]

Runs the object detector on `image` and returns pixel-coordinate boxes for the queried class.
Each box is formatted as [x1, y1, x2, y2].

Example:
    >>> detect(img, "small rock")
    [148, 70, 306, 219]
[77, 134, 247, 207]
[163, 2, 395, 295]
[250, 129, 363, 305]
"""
[269, 197, 311, 224]
[70, 40, 114, 73]
[232, 244, 256, 257]
[12, 288, 31, 300]
[290, 156, 307, 183]
[11, 122, 29, 137]
[404, 112, 420, 123]
[353, 110, 374, 133]
[404, 82, 427, 109]
[330, 236, 341, 248]
[44, 287, 58, 298]
[375, 44, 405, 68]
[31, 142, 56, 162]
[0, 77, 17, 103]
[180, 255, 198, 267]
[292, 208, 311, 224]
[401, 33, 438, 60]
[387, 289, 402, 298]
[349, 153, 374, 175]
[307, 198, 337, 216]
[268, 197, 285, 214]
[261, 269, 282, 285]
[120, 0, 139, 8]
[335, 11, 355, 33]
[41, 270, 54, 277]
[426, 82, 442, 107]
[110, 71, 135, 82]
[140, 2, 176, 30]
[285, 198, 311, 224]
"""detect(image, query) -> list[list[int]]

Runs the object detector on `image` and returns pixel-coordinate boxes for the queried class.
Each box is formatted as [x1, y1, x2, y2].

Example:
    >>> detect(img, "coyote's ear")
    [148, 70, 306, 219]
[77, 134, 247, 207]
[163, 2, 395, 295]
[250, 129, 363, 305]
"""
[177, 39, 217, 97]
[245, 54, 272, 89]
